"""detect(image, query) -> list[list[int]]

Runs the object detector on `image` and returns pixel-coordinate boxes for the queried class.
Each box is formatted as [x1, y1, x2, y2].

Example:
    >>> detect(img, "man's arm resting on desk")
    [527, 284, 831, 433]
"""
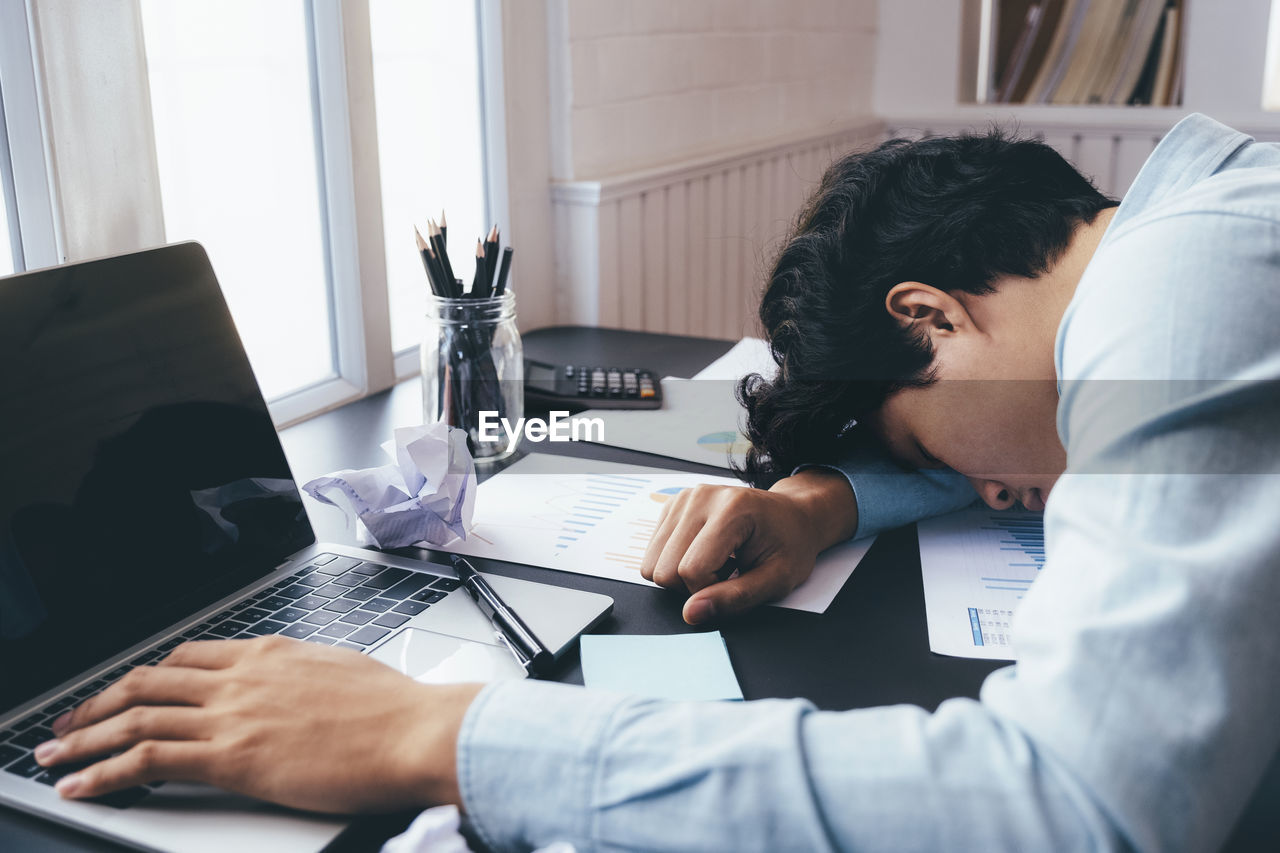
[459, 679, 1121, 852]
[639, 469, 858, 624]
[640, 447, 976, 624]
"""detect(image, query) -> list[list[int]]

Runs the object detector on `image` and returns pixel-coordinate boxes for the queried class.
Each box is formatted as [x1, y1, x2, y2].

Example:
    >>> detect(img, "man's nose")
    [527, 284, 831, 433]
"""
[969, 478, 1016, 511]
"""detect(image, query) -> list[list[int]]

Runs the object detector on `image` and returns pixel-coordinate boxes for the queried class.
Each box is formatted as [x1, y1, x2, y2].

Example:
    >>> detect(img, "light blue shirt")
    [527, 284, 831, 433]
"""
[455, 114, 1280, 852]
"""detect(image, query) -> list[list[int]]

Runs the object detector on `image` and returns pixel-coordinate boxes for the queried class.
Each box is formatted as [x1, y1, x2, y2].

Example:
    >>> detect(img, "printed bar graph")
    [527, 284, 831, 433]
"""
[918, 506, 1046, 660]
[554, 473, 648, 557]
[443, 455, 876, 614]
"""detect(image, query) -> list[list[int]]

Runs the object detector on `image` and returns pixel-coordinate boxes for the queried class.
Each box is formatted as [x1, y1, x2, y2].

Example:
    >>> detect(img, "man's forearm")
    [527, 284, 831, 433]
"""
[768, 468, 859, 549]
[458, 679, 1121, 852]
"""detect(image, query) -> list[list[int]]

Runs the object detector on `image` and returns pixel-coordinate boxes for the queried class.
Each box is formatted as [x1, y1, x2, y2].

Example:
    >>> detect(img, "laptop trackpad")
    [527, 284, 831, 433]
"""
[370, 628, 527, 684]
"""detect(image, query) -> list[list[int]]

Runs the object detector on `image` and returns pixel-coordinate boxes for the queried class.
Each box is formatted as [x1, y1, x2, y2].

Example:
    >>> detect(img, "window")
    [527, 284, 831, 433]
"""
[0, 0, 57, 275]
[0, 33, 23, 276]
[9, 1, 498, 423]
[0, 157, 13, 276]
[369, 0, 490, 354]
[139, 0, 335, 401]
[1267, 0, 1280, 109]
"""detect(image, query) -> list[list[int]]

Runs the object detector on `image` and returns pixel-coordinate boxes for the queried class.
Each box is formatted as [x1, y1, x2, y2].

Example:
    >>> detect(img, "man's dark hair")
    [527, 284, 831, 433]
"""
[738, 129, 1117, 486]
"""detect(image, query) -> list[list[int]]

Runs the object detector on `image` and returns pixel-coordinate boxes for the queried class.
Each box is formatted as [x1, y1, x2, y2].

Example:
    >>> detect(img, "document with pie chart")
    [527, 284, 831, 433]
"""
[575, 337, 777, 470]
[442, 454, 874, 614]
[577, 378, 753, 470]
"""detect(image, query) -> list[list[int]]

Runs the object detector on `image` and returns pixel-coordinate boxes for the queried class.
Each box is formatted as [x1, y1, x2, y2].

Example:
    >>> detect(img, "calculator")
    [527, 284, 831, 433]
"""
[523, 358, 663, 409]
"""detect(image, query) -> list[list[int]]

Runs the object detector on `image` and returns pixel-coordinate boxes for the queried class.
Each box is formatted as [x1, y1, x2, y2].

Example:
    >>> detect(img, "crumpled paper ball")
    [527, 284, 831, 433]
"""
[380, 804, 575, 853]
[302, 423, 476, 549]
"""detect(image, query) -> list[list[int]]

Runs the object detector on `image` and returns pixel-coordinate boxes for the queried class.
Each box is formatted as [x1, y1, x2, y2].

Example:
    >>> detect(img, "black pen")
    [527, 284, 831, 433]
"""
[451, 555, 554, 676]
[493, 246, 513, 296]
[714, 555, 741, 582]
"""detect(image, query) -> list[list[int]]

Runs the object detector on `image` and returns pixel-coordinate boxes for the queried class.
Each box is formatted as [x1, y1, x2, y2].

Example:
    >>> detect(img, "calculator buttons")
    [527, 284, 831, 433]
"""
[526, 360, 660, 408]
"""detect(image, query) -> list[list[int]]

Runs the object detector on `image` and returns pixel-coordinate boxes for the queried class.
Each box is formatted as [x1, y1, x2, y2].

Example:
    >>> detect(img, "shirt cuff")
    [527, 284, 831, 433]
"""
[795, 446, 976, 539]
[457, 679, 627, 852]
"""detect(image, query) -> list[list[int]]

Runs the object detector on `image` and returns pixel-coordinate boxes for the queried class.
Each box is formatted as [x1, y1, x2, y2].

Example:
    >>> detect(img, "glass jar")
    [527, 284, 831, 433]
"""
[421, 291, 523, 462]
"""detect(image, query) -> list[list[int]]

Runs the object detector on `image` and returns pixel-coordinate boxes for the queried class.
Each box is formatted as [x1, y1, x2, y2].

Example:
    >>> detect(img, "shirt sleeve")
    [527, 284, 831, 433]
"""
[458, 680, 1121, 852]
[795, 437, 977, 538]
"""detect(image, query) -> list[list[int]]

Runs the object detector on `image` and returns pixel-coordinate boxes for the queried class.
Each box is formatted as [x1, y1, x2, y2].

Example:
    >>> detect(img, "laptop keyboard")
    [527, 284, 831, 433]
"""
[0, 553, 458, 809]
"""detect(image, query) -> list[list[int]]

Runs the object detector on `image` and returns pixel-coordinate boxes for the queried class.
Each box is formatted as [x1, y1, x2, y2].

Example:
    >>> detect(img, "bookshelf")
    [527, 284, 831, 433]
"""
[878, 0, 1280, 125]
[976, 1, 1184, 107]
[873, 0, 1280, 196]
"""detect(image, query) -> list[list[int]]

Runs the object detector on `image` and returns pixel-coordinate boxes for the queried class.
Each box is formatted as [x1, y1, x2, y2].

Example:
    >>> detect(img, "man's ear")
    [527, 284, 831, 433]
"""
[884, 282, 972, 338]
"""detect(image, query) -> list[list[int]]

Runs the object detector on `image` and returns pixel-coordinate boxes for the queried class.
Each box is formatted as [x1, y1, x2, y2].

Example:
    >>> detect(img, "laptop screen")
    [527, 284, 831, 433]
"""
[0, 243, 315, 715]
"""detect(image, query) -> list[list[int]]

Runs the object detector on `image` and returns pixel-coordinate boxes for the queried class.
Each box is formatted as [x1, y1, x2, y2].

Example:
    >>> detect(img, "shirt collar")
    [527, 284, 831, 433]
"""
[1053, 113, 1253, 388]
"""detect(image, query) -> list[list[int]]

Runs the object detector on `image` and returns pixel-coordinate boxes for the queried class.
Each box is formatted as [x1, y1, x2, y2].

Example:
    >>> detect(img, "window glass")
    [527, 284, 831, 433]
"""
[0, 80, 13, 277]
[139, 0, 334, 399]
[0, 179, 13, 277]
[369, 0, 488, 352]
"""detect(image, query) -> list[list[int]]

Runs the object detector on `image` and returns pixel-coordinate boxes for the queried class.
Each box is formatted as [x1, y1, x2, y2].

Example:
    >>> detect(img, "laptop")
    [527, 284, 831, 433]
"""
[0, 243, 613, 852]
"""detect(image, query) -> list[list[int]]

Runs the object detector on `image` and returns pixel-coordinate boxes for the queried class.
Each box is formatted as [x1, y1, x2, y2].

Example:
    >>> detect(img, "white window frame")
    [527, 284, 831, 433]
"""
[0, 0, 59, 271]
[266, 0, 395, 427]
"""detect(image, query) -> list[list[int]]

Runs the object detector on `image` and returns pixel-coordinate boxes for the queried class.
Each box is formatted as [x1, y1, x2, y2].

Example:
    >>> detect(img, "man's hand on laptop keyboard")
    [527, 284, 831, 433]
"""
[30, 637, 482, 813]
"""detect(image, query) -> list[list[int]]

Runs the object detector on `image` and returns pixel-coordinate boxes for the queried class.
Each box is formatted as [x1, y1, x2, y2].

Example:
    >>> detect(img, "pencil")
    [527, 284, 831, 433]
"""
[439, 209, 448, 246]
[415, 226, 445, 296]
[483, 224, 498, 292]
[428, 219, 458, 296]
[471, 239, 487, 297]
[494, 246, 513, 296]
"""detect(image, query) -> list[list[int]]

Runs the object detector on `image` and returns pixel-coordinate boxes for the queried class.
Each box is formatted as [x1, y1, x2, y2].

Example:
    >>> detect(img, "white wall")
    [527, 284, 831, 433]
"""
[540, 0, 883, 338]
[496, 0, 558, 332]
[874, 0, 966, 116]
[556, 0, 878, 179]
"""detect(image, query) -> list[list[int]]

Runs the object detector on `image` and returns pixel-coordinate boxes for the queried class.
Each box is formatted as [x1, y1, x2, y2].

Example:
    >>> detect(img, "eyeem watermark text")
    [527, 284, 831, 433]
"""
[477, 411, 605, 443]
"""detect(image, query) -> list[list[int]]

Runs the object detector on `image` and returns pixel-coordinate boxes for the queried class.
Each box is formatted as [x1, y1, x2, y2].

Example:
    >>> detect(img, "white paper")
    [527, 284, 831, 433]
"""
[691, 336, 776, 381]
[380, 804, 576, 853]
[577, 378, 751, 470]
[443, 454, 873, 614]
[302, 423, 477, 549]
[575, 338, 778, 470]
[917, 505, 1045, 660]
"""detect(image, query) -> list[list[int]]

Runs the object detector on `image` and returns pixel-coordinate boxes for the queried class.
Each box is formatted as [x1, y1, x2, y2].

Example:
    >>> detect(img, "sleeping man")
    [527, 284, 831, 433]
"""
[35, 113, 1280, 851]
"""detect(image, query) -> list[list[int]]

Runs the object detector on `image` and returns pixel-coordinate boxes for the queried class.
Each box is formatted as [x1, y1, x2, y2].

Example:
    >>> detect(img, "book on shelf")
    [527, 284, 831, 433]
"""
[1023, 0, 1089, 103]
[1105, 0, 1168, 103]
[1049, 0, 1125, 104]
[992, 0, 1064, 103]
[1150, 4, 1182, 106]
[982, 0, 1184, 106]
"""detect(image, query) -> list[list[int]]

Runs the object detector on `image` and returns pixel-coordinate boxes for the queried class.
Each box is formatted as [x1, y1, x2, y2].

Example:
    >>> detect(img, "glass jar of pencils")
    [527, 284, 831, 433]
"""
[421, 290, 524, 462]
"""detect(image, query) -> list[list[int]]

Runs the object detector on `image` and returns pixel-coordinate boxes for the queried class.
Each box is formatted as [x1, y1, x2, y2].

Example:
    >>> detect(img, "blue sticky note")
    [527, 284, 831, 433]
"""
[579, 631, 744, 701]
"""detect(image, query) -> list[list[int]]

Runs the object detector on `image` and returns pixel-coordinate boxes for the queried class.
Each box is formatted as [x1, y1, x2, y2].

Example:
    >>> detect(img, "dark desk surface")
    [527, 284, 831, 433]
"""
[0, 325, 1004, 851]
[287, 325, 1006, 709]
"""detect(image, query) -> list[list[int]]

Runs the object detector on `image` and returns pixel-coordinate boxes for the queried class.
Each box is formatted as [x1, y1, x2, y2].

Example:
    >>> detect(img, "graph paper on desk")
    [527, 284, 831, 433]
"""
[443, 454, 874, 614]
[917, 506, 1046, 660]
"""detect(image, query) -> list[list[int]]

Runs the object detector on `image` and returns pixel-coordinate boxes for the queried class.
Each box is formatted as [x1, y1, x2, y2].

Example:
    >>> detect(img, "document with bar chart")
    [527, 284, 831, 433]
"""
[442, 454, 875, 614]
[916, 506, 1046, 660]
